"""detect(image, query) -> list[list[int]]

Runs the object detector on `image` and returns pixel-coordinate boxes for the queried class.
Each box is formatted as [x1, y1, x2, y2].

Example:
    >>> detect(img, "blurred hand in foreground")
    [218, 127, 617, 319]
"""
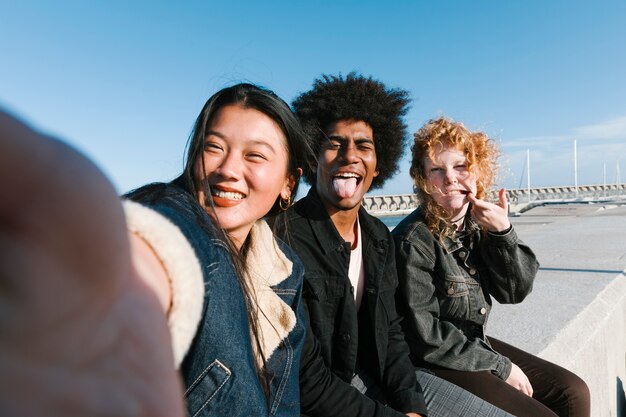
[0, 111, 185, 417]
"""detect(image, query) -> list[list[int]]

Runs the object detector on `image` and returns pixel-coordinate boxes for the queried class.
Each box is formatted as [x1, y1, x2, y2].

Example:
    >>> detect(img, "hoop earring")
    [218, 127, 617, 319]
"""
[279, 195, 292, 211]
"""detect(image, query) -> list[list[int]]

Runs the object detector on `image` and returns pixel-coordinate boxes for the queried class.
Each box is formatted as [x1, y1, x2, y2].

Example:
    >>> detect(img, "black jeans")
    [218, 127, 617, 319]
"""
[431, 337, 590, 417]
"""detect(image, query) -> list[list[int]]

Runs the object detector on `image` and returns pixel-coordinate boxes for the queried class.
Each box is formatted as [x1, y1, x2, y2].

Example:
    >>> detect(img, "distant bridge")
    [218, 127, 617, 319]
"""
[362, 183, 626, 215]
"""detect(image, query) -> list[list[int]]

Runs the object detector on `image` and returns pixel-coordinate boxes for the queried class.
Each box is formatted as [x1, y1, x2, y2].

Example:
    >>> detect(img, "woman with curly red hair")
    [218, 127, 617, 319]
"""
[393, 116, 590, 417]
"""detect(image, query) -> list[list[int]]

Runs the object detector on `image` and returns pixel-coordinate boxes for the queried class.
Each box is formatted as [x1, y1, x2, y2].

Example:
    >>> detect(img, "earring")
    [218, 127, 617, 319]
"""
[279, 195, 292, 211]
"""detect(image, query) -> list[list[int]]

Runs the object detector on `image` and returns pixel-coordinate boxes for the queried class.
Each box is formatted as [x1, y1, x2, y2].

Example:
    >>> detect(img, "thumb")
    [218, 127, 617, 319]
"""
[499, 188, 508, 211]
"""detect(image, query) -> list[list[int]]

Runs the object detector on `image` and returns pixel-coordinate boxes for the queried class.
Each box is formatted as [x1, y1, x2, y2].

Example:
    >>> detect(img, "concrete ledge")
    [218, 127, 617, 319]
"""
[487, 203, 626, 417]
[538, 272, 626, 417]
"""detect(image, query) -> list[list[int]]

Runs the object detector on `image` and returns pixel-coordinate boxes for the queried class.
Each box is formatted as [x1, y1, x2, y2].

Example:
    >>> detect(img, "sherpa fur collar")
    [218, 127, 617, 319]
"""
[123, 200, 204, 368]
[124, 201, 296, 368]
[245, 220, 296, 367]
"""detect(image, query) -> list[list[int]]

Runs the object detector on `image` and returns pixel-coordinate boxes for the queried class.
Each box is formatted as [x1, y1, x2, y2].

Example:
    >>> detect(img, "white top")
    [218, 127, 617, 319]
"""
[348, 217, 365, 309]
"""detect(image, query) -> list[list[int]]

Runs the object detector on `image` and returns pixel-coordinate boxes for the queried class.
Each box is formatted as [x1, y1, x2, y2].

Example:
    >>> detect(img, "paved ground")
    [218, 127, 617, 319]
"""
[488, 201, 626, 354]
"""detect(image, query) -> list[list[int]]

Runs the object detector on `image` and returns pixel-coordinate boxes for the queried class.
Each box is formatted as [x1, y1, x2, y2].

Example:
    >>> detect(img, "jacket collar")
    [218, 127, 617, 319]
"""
[299, 187, 387, 255]
[441, 214, 481, 253]
[300, 187, 350, 255]
[245, 220, 296, 366]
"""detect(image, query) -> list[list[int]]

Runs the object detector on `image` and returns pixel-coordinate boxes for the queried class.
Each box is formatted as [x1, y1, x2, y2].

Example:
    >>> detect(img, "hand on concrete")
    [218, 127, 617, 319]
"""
[0, 111, 185, 417]
[506, 363, 534, 397]
[468, 188, 511, 232]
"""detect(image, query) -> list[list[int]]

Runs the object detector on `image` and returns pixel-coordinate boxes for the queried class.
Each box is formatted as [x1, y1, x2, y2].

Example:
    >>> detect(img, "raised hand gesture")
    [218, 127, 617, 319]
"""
[467, 188, 511, 233]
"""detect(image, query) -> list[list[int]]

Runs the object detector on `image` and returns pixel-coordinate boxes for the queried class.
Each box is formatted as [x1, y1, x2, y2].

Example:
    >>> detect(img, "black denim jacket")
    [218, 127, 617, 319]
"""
[392, 207, 539, 380]
[278, 188, 426, 417]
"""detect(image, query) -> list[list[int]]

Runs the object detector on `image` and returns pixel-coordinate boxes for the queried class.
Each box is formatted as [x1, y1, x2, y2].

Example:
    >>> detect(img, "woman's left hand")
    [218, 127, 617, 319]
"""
[467, 188, 511, 233]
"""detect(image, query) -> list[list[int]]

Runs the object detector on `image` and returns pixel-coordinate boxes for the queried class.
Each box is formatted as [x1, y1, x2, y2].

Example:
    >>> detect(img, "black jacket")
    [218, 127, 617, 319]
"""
[278, 189, 427, 417]
[392, 207, 538, 380]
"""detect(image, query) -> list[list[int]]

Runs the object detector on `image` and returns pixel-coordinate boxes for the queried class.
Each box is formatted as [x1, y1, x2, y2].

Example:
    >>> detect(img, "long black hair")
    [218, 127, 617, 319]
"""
[175, 83, 311, 406]
[179, 83, 309, 214]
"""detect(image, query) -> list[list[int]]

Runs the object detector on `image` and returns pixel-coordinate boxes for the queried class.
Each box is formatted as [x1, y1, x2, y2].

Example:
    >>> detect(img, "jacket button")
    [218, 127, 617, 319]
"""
[337, 245, 344, 252]
[469, 268, 477, 275]
[342, 333, 351, 342]
[458, 251, 467, 258]
[479, 307, 487, 315]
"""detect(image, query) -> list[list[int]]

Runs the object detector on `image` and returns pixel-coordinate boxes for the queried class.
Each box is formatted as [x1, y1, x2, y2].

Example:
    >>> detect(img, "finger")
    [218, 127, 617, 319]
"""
[499, 188, 508, 211]
[516, 381, 531, 397]
[472, 197, 500, 217]
[469, 201, 485, 218]
[467, 192, 488, 208]
[524, 386, 533, 397]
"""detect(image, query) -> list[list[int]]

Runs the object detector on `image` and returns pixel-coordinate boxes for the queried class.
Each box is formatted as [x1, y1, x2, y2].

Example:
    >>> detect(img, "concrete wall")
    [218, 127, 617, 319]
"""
[487, 204, 626, 417]
[506, 184, 626, 206]
[362, 183, 626, 214]
[538, 273, 626, 417]
[363, 193, 418, 213]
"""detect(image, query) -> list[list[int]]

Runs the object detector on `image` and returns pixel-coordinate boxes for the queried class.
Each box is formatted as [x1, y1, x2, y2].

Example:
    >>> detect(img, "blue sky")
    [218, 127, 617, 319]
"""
[1, 1, 625, 197]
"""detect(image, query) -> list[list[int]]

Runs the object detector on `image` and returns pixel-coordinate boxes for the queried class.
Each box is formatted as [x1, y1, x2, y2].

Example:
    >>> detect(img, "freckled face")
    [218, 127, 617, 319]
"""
[423, 145, 477, 218]
[194, 105, 293, 248]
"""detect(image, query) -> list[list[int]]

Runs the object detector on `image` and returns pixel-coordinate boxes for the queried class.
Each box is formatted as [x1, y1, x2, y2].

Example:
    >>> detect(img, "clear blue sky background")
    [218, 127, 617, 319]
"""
[2, 1, 625, 197]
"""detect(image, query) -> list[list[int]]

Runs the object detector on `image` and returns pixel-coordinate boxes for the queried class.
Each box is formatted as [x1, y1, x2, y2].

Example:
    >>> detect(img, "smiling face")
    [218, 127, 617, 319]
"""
[194, 104, 294, 249]
[424, 144, 477, 219]
[315, 119, 378, 215]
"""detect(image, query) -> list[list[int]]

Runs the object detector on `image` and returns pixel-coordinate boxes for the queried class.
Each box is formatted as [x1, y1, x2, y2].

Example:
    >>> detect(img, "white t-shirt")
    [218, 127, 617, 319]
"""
[348, 218, 365, 309]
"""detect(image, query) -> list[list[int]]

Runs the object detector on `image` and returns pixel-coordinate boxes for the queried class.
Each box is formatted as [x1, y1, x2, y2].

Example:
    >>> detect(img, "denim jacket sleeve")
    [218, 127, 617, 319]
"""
[479, 227, 539, 304]
[394, 235, 513, 380]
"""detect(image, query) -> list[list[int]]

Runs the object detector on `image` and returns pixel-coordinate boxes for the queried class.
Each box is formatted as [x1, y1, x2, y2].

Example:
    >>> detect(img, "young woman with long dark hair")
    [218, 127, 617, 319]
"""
[0, 83, 311, 417]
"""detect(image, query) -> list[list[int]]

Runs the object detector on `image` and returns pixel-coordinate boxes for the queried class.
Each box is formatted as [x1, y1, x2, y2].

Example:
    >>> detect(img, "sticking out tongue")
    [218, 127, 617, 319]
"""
[333, 177, 358, 198]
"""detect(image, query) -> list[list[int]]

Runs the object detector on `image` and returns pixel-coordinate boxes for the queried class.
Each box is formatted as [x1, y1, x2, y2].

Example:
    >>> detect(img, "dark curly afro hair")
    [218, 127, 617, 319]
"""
[292, 72, 411, 190]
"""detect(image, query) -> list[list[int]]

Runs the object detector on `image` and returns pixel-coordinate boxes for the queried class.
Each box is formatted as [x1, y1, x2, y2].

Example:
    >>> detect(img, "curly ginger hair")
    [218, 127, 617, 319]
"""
[410, 116, 500, 240]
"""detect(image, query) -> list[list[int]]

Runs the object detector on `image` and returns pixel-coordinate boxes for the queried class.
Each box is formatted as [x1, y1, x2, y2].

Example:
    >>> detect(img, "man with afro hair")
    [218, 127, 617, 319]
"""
[277, 73, 512, 417]
[293, 72, 408, 190]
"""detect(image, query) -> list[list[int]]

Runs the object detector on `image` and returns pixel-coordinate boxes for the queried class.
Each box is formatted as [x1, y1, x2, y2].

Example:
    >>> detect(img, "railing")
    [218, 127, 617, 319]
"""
[362, 183, 626, 214]
[362, 193, 419, 214]
[504, 184, 626, 205]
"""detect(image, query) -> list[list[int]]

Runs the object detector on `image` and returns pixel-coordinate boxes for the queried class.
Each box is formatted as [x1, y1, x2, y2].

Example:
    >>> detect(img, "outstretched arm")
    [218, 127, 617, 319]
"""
[0, 111, 184, 417]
